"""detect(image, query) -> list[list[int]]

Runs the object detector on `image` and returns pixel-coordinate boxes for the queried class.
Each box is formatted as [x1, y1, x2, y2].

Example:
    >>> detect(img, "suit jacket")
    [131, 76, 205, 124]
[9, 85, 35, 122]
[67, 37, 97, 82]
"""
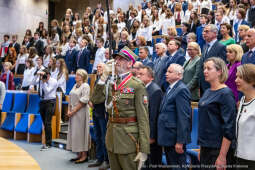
[157, 81, 192, 146]
[137, 57, 154, 68]
[242, 48, 255, 64]
[65, 49, 78, 73]
[76, 48, 90, 72]
[234, 20, 249, 42]
[30, 39, 44, 57]
[196, 25, 206, 50]
[200, 40, 227, 94]
[161, 50, 186, 91]
[146, 82, 163, 140]
[9, 42, 20, 54]
[182, 56, 200, 101]
[153, 55, 168, 86]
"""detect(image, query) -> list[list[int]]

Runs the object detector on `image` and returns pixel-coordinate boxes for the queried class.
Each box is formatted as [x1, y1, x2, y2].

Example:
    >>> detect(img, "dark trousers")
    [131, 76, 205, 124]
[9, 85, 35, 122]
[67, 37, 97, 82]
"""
[93, 114, 108, 162]
[39, 100, 55, 146]
[236, 157, 255, 170]
[143, 142, 162, 169]
[200, 147, 235, 170]
[165, 146, 187, 170]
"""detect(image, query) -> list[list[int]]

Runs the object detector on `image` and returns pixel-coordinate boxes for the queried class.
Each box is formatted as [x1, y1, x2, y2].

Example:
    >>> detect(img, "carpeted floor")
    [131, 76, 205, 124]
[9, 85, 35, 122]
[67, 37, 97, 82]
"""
[10, 140, 98, 170]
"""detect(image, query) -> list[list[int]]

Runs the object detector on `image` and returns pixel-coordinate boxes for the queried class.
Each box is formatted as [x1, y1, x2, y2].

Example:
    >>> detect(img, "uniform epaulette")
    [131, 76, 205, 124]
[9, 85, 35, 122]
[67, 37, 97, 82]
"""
[132, 76, 145, 86]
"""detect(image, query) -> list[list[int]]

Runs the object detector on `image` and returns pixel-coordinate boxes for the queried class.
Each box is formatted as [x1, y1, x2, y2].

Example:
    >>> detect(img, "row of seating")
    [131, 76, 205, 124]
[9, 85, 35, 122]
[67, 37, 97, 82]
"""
[0, 90, 61, 143]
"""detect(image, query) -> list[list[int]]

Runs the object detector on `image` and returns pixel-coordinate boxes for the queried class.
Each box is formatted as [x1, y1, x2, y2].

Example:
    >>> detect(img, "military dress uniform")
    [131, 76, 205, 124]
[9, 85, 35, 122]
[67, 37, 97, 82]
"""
[91, 47, 150, 170]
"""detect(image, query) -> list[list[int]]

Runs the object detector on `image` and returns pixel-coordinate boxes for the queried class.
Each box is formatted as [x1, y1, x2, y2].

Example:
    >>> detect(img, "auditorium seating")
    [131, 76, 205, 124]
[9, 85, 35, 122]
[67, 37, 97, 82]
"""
[66, 75, 75, 95]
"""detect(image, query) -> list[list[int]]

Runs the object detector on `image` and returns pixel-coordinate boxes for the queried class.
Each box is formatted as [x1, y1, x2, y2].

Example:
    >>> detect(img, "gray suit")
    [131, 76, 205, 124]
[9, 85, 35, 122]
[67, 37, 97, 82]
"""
[153, 55, 168, 86]
[182, 56, 200, 101]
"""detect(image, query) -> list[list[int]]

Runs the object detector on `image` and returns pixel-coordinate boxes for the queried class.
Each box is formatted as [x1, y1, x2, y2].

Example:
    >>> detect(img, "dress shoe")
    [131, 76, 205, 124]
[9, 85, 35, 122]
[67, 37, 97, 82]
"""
[75, 158, 88, 164]
[69, 157, 80, 162]
[88, 160, 103, 167]
[98, 161, 110, 170]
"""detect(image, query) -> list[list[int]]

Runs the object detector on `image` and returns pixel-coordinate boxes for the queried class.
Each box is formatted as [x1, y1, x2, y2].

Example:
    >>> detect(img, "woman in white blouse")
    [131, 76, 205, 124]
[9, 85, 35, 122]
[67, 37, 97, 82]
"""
[15, 46, 28, 74]
[48, 58, 58, 79]
[136, 15, 153, 45]
[235, 64, 255, 169]
[151, 9, 162, 35]
[43, 45, 55, 68]
[22, 58, 36, 90]
[56, 59, 68, 94]
[161, 8, 176, 35]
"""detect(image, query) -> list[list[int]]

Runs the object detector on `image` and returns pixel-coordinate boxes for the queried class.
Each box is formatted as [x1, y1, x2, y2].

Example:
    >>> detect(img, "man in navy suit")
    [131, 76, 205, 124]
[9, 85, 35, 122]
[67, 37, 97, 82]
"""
[241, 28, 255, 65]
[137, 66, 163, 169]
[161, 40, 186, 91]
[158, 64, 191, 170]
[28, 32, 44, 57]
[200, 24, 227, 95]
[137, 46, 154, 69]
[76, 39, 90, 73]
[196, 15, 207, 50]
[65, 39, 78, 74]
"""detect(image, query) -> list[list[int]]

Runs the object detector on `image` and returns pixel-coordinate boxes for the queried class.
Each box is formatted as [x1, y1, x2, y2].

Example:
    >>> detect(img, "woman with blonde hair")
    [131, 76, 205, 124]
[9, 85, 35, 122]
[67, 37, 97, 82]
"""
[225, 44, 243, 102]
[182, 42, 201, 101]
[167, 26, 177, 41]
[136, 15, 153, 46]
[161, 8, 175, 35]
[67, 69, 90, 164]
[0, 62, 15, 90]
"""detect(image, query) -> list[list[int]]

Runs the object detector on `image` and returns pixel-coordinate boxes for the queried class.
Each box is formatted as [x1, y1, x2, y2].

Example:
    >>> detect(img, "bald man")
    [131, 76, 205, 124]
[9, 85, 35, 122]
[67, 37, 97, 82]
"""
[241, 28, 255, 65]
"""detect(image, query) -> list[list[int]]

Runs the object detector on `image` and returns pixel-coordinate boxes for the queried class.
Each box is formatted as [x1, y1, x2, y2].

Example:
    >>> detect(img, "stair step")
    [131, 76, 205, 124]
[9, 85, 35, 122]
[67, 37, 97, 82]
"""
[61, 122, 68, 131]
[59, 131, 68, 140]
[52, 138, 67, 149]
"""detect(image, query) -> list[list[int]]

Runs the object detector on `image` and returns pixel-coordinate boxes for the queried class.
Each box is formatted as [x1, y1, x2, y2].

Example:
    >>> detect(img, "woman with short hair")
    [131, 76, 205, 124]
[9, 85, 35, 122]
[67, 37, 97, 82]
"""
[198, 57, 236, 170]
[225, 44, 243, 102]
[182, 42, 201, 101]
[235, 64, 255, 169]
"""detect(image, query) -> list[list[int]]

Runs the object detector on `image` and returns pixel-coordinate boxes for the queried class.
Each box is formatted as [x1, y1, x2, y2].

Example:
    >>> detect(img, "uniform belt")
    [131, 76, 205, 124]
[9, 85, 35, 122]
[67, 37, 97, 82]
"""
[109, 117, 137, 123]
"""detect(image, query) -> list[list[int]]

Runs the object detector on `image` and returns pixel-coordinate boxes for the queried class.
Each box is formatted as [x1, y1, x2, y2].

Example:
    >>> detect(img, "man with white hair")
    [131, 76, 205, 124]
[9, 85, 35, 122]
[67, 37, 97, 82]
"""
[157, 63, 191, 169]
[153, 43, 168, 86]
[241, 28, 255, 65]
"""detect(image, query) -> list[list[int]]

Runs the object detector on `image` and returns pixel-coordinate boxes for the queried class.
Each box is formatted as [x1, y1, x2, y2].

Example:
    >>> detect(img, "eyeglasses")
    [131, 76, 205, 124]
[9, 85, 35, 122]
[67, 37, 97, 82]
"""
[187, 48, 197, 51]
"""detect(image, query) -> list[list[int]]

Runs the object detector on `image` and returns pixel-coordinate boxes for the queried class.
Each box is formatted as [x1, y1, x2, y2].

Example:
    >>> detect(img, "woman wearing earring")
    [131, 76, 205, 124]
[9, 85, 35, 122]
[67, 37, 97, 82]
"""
[66, 69, 90, 164]
[235, 64, 255, 169]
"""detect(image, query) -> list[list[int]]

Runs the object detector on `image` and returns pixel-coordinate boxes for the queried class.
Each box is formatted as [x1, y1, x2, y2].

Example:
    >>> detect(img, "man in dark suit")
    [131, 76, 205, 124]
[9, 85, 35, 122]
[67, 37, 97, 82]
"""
[137, 66, 163, 169]
[28, 32, 44, 57]
[76, 39, 90, 73]
[137, 46, 154, 68]
[158, 64, 191, 170]
[9, 35, 20, 54]
[161, 40, 186, 91]
[247, 0, 255, 27]
[200, 24, 227, 95]
[65, 39, 78, 74]
[241, 28, 255, 65]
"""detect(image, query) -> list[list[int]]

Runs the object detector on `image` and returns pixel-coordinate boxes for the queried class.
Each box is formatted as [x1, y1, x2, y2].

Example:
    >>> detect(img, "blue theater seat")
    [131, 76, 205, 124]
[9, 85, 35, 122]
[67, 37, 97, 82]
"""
[2, 92, 14, 112]
[187, 108, 199, 149]
[15, 114, 29, 133]
[88, 63, 93, 74]
[14, 77, 22, 89]
[28, 115, 42, 135]
[1, 112, 15, 131]
[26, 94, 40, 114]
[11, 92, 27, 113]
[66, 75, 76, 95]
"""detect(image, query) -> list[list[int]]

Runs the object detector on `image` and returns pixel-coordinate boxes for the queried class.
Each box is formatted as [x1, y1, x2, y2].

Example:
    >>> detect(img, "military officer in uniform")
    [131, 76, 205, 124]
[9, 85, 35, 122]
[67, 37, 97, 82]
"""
[91, 46, 150, 170]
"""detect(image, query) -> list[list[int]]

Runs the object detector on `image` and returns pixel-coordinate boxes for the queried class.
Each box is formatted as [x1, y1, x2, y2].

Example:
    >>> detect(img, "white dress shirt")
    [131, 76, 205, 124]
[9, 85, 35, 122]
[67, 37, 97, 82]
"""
[92, 47, 106, 72]
[22, 67, 36, 87]
[40, 77, 58, 100]
[15, 53, 28, 73]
